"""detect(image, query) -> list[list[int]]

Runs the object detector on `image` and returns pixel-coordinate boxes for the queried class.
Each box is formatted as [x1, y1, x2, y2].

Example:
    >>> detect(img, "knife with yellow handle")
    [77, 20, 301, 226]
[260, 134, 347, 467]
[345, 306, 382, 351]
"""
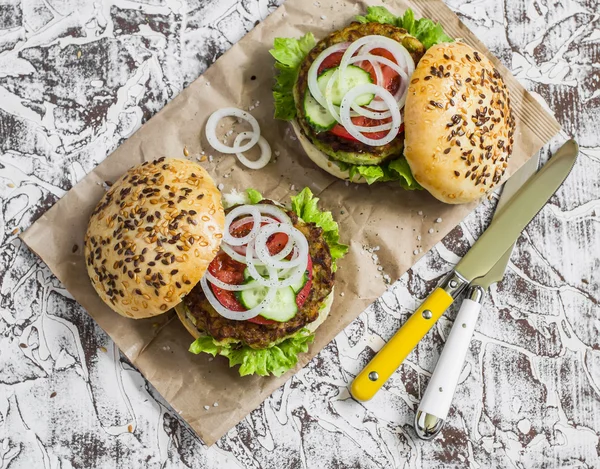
[351, 140, 579, 402]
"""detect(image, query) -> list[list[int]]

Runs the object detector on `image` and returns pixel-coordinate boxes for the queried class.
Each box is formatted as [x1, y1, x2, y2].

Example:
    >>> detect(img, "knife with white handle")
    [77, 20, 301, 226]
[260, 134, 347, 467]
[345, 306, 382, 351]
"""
[414, 150, 541, 439]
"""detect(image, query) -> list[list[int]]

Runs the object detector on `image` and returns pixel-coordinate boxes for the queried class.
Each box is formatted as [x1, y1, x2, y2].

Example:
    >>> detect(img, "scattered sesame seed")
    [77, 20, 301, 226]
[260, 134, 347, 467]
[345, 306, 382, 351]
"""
[204, 405, 210, 411]
[321, 15, 327, 19]
[340, 292, 344, 297]
[413, 249, 419, 255]
[7, 183, 15, 188]
[417, 235, 421, 241]
[435, 217, 443, 223]
[213, 402, 219, 407]
[100, 346, 107, 353]
[417, 210, 423, 216]
[217, 183, 224, 191]
[290, 184, 296, 191]
[428, 228, 435, 234]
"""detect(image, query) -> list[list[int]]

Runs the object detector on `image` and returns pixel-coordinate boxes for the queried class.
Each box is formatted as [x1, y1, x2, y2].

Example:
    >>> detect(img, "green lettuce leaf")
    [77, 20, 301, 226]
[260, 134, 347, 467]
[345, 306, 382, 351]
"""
[270, 33, 316, 120]
[246, 188, 263, 204]
[338, 158, 422, 190]
[355, 6, 398, 25]
[290, 188, 349, 268]
[397, 9, 453, 49]
[356, 7, 453, 49]
[189, 329, 314, 377]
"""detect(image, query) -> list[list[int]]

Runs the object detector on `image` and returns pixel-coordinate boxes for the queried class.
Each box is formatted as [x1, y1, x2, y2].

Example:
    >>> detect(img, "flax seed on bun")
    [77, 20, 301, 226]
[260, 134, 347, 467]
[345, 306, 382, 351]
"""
[84, 158, 225, 319]
[403, 42, 516, 204]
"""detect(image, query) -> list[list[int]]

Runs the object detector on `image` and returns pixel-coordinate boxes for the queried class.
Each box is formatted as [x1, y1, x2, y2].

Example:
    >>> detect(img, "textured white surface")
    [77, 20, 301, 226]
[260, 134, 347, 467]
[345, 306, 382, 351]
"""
[0, 0, 598, 467]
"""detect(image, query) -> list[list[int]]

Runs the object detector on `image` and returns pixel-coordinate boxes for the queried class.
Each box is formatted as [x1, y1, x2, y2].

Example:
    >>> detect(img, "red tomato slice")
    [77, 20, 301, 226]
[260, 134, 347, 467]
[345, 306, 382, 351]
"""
[247, 315, 277, 326]
[318, 51, 344, 74]
[330, 121, 404, 142]
[208, 252, 246, 312]
[295, 256, 313, 308]
[267, 232, 289, 256]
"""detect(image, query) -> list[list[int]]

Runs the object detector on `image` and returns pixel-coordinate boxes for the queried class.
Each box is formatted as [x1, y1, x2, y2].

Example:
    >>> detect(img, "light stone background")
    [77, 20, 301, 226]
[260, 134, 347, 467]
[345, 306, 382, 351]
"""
[0, 0, 598, 467]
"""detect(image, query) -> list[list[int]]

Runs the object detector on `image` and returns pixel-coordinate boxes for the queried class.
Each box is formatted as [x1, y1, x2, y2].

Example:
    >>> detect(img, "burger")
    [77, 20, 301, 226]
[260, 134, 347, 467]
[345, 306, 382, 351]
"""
[84, 158, 346, 377]
[270, 7, 515, 204]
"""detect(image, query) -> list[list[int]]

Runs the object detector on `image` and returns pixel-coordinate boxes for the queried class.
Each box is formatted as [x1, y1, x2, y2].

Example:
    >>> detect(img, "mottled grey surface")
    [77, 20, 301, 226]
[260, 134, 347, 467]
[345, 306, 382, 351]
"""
[0, 0, 598, 467]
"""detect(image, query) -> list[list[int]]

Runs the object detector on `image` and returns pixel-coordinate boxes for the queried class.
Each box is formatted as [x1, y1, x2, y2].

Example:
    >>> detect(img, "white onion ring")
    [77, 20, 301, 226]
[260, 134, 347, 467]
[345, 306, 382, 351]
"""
[307, 42, 350, 109]
[204, 271, 258, 291]
[340, 84, 402, 146]
[349, 54, 409, 118]
[254, 223, 309, 270]
[245, 244, 307, 289]
[339, 36, 414, 89]
[257, 205, 293, 225]
[234, 131, 272, 169]
[223, 205, 261, 246]
[200, 276, 276, 321]
[221, 243, 255, 265]
[229, 215, 275, 233]
[324, 68, 342, 124]
[205, 108, 260, 154]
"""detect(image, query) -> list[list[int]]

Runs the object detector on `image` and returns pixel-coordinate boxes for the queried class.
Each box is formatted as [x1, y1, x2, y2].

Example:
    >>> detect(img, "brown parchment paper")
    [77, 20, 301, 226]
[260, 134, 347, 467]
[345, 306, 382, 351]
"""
[21, 0, 560, 446]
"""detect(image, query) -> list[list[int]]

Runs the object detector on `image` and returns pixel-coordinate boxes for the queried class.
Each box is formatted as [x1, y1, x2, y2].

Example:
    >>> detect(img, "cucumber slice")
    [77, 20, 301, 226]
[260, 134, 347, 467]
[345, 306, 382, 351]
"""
[290, 271, 308, 293]
[317, 65, 374, 106]
[238, 280, 298, 322]
[244, 267, 307, 293]
[304, 92, 336, 132]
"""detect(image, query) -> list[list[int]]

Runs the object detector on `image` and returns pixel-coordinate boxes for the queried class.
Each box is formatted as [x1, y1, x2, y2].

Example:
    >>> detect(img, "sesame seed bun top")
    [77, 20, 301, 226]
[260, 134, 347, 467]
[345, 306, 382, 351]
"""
[84, 157, 225, 319]
[404, 42, 515, 204]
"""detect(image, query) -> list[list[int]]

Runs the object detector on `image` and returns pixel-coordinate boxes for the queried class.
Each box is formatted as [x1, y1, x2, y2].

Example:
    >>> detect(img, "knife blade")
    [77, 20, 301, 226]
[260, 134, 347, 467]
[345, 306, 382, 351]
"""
[350, 140, 578, 402]
[414, 151, 540, 440]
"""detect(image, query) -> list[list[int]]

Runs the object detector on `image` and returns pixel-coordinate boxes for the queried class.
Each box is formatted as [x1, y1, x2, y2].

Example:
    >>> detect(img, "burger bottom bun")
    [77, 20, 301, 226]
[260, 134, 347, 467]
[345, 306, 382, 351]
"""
[175, 288, 335, 345]
[291, 121, 367, 184]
